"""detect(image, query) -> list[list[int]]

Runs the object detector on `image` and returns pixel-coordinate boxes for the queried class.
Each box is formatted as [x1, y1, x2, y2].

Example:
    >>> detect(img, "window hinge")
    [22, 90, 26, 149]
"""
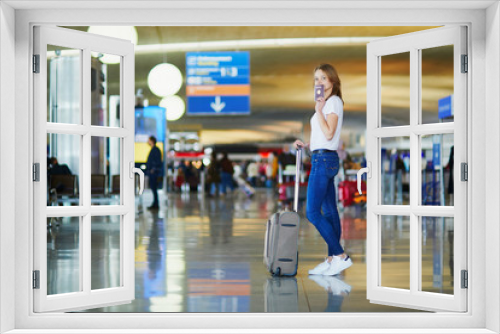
[33, 270, 40, 289]
[461, 54, 468, 73]
[33, 163, 40, 182]
[461, 163, 468, 181]
[33, 54, 40, 73]
[461, 270, 468, 289]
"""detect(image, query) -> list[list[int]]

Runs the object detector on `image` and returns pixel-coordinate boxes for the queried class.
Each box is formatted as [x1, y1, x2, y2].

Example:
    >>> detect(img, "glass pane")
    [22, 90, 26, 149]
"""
[421, 216, 454, 294]
[91, 52, 121, 127]
[421, 134, 454, 206]
[47, 216, 81, 295]
[91, 215, 121, 290]
[91, 137, 121, 204]
[47, 45, 81, 124]
[381, 215, 410, 290]
[47, 133, 80, 205]
[421, 45, 454, 124]
[381, 137, 410, 205]
[381, 52, 410, 127]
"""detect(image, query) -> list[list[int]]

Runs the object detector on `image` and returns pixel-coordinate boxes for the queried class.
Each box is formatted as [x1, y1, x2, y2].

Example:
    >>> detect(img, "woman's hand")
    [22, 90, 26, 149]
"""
[294, 140, 307, 149]
[315, 96, 326, 114]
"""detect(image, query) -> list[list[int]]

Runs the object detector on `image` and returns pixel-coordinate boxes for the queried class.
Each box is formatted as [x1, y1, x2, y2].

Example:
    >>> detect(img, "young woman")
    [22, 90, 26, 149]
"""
[294, 64, 352, 276]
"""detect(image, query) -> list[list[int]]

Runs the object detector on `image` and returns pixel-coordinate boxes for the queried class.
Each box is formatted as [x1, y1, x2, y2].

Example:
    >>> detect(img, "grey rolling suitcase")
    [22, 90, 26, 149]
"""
[264, 148, 302, 276]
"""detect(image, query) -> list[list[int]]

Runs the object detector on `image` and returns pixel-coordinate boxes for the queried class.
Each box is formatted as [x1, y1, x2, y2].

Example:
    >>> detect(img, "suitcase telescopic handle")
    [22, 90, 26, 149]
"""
[293, 147, 303, 212]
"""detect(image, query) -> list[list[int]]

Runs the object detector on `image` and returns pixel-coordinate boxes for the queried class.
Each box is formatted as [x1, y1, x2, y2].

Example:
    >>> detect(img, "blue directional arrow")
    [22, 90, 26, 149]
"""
[187, 96, 250, 115]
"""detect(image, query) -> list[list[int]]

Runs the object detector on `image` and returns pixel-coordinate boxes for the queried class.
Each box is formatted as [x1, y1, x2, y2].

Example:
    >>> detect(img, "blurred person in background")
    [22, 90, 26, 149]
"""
[219, 151, 235, 195]
[246, 160, 258, 187]
[258, 161, 267, 186]
[265, 152, 276, 188]
[48, 157, 72, 176]
[175, 165, 185, 192]
[278, 145, 296, 183]
[271, 151, 279, 186]
[185, 161, 199, 193]
[146, 136, 163, 210]
[207, 152, 221, 197]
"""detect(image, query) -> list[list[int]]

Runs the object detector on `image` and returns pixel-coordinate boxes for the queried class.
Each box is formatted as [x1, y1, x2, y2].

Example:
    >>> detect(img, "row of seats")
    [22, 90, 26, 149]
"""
[49, 174, 121, 198]
[47, 174, 128, 206]
[47, 175, 134, 226]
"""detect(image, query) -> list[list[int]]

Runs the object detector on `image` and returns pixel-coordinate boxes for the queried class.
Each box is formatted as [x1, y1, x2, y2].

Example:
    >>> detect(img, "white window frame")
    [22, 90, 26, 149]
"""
[1, 2, 498, 333]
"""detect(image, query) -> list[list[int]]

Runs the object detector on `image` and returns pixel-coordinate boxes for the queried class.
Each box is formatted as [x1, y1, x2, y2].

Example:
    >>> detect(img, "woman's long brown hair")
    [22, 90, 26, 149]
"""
[314, 63, 344, 104]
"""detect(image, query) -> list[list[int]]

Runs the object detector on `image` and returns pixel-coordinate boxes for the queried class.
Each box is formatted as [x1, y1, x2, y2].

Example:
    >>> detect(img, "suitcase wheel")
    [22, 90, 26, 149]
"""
[274, 267, 281, 276]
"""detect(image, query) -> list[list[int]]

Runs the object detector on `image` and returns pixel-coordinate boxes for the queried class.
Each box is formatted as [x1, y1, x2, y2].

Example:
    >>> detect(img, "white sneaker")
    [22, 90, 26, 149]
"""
[308, 259, 331, 275]
[323, 276, 352, 295]
[308, 274, 330, 291]
[322, 256, 353, 276]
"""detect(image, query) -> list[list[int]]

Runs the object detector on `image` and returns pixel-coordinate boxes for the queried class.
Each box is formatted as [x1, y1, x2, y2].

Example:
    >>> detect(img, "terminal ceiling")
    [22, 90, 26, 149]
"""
[67, 26, 446, 146]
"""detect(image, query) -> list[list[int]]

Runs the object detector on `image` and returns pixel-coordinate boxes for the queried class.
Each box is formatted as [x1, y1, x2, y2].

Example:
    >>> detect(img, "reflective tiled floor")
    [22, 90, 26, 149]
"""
[46, 188, 455, 312]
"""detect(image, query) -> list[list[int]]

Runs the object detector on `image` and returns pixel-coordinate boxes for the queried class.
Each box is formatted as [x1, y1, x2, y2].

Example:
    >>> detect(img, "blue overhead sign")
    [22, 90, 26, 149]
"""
[135, 106, 166, 143]
[186, 52, 250, 115]
[438, 95, 453, 119]
[433, 143, 441, 167]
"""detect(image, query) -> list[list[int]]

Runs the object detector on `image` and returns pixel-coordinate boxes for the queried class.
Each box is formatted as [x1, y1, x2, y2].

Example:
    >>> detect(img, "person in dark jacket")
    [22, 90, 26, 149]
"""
[207, 151, 221, 197]
[219, 151, 234, 195]
[185, 161, 199, 192]
[48, 157, 72, 176]
[446, 146, 454, 205]
[47, 157, 73, 195]
[146, 136, 163, 209]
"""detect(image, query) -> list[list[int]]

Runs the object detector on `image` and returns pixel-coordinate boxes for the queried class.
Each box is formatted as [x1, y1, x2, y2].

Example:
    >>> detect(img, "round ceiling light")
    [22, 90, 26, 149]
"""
[148, 63, 183, 97]
[160, 95, 186, 122]
[87, 26, 138, 64]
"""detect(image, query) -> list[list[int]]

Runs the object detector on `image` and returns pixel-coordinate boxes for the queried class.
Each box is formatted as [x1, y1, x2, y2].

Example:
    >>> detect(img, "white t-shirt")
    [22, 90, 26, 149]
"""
[310, 95, 343, 151]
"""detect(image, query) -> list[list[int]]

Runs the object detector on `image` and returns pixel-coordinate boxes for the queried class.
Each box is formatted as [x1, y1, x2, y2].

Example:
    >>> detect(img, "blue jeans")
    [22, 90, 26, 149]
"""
[306, 151, 344, 256]
[210, 182, 220, 196]
[220, 172, 234, 194]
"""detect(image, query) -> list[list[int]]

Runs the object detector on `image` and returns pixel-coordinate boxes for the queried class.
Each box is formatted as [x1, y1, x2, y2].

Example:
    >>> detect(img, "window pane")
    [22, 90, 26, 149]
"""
[381, 137, 410, 205]
[47, 216, 81, 295]
[91, 137, 121, 204]
[91, 215, 121, 290]
[47, 133, 80, 206]
[91, 52, 121, 127]
[421, 216, 454, 294]
[47, 45, 81, 124]
[381, 52, 410, 127]
[420, 134, 454, 206]
[421, 45, 454, 124]
[381, 215, 410, 290]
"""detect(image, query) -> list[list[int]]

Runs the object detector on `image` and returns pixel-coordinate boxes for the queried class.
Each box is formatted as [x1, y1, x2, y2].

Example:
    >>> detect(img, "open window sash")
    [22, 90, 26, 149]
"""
[33, 25, 136, 312]
[365, 26, 467, 312]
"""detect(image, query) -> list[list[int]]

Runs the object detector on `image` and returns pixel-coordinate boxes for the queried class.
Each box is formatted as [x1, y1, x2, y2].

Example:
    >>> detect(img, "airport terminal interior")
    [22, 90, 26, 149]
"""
[44, 26, 456, 313]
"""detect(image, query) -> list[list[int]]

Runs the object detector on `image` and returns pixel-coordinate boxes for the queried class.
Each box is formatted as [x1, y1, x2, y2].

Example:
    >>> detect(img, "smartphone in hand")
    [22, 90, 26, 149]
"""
[315, 85, 325, 101]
